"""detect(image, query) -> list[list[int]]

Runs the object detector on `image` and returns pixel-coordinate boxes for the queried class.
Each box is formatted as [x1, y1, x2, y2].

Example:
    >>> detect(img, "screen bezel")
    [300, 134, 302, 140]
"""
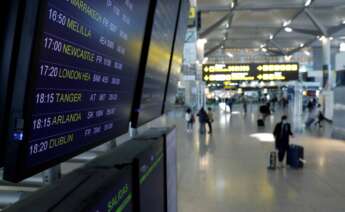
[4, 0, 152, 182]
[0, 0, 23, 168]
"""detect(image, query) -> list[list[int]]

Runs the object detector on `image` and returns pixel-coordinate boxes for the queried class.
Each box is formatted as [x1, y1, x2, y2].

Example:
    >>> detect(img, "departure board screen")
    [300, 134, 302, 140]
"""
[6, 0, 151, 179]
[136, 0, 180, 126]
[164, 0, 189, 113]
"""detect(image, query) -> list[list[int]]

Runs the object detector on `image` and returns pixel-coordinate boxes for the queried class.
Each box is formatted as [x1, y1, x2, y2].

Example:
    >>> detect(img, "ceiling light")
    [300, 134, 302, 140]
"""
[226, 52, 234, 58]
[284, 27, 293, 32]
[304, 50, 311, 56]
[329, 37, 334, 41]
[221, 45, 224, 49]
[197, 38, 208, 45]
[260, 44, 266, 48]
[202, 57, 209, 64]
[305, 0, 312, 7]
[269, 34, 274, 40]
[223, 36, 227, 41]
[225, 23, 230, 28]
[300, 43, 304, 48]
[283, 20, 291, 27]
[231, 1, 235, 9]
[261, 48, 267, 52]
[319, 36, 326, 41]
[342, 20, 345, 24]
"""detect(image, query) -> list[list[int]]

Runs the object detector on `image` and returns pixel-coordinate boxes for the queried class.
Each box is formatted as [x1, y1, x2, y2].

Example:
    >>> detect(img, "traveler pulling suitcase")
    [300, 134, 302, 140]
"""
[287, 145, 304, 168]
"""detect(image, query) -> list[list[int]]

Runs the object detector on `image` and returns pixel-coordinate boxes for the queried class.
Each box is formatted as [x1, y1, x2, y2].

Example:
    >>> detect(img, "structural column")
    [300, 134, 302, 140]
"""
[196, 39, 207, 109]
[321, 37, 331, 89]
[321, 37, 334, 120]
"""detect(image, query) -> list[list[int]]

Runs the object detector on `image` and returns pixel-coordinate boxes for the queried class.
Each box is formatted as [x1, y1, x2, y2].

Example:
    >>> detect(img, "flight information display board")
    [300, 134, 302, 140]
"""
[202, 63, 299, 83]
[164, 0, 190, 113]
[135, 0, 180, 126]
[4, 0, 151, 181]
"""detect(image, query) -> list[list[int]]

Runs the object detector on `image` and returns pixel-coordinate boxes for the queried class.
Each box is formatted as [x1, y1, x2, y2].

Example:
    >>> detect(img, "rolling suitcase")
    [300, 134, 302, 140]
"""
[267, 151, 277, 170]
[287, 145, 304, 168]
[257, 119, 265, 127]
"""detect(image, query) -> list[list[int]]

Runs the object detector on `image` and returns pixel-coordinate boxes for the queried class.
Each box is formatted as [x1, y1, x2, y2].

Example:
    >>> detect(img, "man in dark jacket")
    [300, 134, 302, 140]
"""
[197, 107, 208, 134]
[273, 115, 294, 168]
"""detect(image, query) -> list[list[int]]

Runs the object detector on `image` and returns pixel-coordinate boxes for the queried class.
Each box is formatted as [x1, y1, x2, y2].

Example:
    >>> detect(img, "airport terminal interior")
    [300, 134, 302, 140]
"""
[1, 0, 345, 211]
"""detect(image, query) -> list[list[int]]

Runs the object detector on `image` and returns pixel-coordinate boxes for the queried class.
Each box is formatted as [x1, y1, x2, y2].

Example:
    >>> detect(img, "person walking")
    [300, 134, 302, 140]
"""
[197, 107, 208, 134]
[225, 98, 232, 113]
[282, 93, 289, 109]
[185, 108, 194, 132]
[242, 95, 248, 114]
[206, 107, 214, 134]
[307, 98, 314, 112]
[273, 115, 294, 168]
[271, 95, 277, 112]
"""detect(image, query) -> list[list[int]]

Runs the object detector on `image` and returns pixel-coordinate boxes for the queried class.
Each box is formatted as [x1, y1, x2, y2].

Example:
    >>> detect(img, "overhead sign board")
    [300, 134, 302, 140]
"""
[202, 63, 299, 83]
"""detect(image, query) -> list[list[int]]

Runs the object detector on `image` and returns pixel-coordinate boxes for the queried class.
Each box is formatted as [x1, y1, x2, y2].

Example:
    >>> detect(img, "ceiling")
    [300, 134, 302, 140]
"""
[197, 0, 345, 57]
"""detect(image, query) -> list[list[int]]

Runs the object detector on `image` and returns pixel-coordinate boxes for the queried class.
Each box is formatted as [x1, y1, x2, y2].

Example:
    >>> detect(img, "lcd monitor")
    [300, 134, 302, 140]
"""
[87, 138, 165, 212]
[4, 0, 152, 182]
[52, 167, 133, 212]
[132, 0, 180, 127]
[133, 126, 177, 212]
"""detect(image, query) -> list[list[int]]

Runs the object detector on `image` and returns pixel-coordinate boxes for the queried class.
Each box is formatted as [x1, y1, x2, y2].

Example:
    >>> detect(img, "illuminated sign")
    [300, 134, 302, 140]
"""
[202, 63, 299, 82]
[189, 7, 196, 19]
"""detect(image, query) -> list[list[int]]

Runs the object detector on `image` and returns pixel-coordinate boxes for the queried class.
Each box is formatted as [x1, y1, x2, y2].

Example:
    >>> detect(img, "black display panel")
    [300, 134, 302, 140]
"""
[52, 168, 133, 212]
[4, 0, 151, 181]
[138, 140, 165, 212]
[163, 0, 190, 113]
[132, 126, 177, 212]
[134, 0, 180, 126]
[86, 137, 165, 212]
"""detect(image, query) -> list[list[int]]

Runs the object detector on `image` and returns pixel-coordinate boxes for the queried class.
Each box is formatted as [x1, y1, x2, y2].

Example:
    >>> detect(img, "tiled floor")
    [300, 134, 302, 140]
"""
[164, 105, 345, 212]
